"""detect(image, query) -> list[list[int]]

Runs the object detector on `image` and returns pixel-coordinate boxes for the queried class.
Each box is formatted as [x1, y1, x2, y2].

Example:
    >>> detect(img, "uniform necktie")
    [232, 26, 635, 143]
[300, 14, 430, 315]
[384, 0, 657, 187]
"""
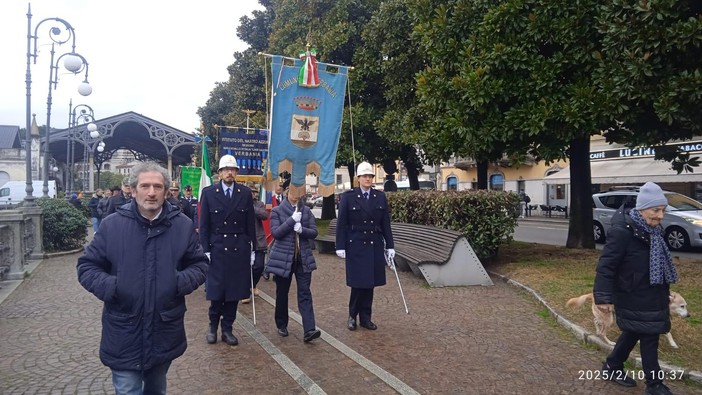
[363, 191, 369, 200]
[226, 188, 231, 199]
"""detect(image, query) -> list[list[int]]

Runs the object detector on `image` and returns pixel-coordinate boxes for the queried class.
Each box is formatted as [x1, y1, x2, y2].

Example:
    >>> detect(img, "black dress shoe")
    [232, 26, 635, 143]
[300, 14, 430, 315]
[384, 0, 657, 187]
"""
[206, 326, 217, 344]
[347, 317, 357, 331]
[278, 327, 289, 337]
[360, 321, 378, 330]
[221, 332, 239, 346]
[303, 329, 321, 343]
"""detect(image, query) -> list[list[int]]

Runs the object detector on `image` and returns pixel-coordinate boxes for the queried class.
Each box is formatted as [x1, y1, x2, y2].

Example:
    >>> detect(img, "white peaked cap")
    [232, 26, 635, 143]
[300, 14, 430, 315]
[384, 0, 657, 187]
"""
[218, 154, 239, 171]
[356, 161, 374, 176]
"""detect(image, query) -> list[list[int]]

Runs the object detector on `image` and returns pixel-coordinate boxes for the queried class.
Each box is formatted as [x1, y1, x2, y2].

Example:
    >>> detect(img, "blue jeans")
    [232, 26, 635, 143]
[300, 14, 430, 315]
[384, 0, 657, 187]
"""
[111, 361, 171, 395]
[91, 217, 100, 233]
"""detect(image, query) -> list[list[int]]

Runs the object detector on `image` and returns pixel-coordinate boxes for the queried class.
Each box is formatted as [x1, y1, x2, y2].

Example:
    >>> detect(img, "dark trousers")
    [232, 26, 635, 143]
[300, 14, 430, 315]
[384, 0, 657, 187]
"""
[274, 266, 316, 333]
[349, 287, 374, 324]
[606, 331, 662, 384]
[208, 300, 239, 332]
[252, 250, 265, 289]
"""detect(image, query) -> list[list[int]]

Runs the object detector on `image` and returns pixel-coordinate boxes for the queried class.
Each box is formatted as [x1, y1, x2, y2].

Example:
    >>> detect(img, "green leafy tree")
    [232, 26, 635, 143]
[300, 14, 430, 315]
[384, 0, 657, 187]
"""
[410, 0, 702, 249]
[595, 0, 702, 167]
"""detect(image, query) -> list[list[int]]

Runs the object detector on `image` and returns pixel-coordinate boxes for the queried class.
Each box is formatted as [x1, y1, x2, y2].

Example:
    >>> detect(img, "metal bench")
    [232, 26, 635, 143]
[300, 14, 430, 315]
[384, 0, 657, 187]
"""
[316, 219, 493, 287]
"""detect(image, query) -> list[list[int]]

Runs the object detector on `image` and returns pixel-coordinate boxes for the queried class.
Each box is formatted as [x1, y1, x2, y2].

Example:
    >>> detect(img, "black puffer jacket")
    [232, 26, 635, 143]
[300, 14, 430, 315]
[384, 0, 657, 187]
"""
[593, 207, 670, 334]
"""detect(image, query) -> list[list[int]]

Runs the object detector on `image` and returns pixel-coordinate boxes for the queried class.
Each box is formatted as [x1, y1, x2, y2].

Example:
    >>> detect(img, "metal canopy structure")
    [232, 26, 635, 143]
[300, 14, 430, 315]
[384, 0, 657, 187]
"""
[46, 111, 197, 191]
[49, 111, 197, 166]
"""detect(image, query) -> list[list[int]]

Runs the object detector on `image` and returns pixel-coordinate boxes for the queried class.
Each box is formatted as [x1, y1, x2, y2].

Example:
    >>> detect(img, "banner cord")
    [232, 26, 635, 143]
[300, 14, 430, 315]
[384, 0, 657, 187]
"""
[346, 74, 356, 169]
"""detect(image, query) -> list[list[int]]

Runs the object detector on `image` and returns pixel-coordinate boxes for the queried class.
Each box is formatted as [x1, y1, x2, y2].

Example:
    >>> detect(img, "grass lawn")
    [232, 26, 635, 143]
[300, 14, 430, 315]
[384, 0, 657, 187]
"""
[489, 241, 702, 374]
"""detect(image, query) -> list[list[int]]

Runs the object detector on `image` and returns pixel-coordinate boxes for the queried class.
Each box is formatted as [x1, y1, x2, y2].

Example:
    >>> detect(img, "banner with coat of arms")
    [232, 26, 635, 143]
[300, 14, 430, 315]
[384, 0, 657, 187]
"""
[267, 52, 349, 197]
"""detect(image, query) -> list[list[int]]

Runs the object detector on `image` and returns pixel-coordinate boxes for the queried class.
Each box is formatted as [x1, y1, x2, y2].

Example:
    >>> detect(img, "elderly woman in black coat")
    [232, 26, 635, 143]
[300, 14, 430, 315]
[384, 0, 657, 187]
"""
[594, 182, 678, 395]
[264, 192, 321, 343]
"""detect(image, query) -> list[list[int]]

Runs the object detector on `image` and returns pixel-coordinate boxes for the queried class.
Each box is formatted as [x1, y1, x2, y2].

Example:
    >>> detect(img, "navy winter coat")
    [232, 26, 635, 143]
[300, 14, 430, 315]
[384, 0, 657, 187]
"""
[593, 207, 671, 335]
[199, 182, 256, 301]
[265, 200, 318, 278]
[77, 202, 208, 371]
[336, 188, 394, 288]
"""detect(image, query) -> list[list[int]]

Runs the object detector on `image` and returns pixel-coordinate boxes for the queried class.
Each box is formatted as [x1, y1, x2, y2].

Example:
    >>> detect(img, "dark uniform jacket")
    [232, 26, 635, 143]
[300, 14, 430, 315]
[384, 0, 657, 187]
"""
[199, 181, 256, 301]
[593, 207, 671, 335]
[336, 188, 394, 288]
[77, 202, 208, 371]
[266, 200, 317, 278]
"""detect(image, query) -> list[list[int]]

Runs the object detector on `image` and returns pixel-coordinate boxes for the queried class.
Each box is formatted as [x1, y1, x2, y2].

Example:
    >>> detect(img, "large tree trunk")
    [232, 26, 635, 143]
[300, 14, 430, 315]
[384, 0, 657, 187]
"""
[407, 165, 420, 190]
[566, 136, 596, 249]
[476, 160, 488, 190]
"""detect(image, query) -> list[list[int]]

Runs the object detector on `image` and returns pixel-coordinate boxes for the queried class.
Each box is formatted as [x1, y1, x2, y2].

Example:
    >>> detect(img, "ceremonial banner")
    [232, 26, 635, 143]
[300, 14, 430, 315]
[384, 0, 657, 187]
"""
[219, 128, 269, 176]
[268, 54, 349, 197]
[180, 166, 201, 196]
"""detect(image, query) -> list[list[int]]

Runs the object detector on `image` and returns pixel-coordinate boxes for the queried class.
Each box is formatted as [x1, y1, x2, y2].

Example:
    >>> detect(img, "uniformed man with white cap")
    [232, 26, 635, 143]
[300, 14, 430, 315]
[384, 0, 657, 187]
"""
[336, 161, 395, 331]
[199, 154, 256, 346]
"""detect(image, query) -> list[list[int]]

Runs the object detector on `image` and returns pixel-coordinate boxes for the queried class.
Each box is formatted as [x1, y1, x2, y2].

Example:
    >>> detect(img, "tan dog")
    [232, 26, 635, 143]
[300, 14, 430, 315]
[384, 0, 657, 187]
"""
[566, 291, 690, 348]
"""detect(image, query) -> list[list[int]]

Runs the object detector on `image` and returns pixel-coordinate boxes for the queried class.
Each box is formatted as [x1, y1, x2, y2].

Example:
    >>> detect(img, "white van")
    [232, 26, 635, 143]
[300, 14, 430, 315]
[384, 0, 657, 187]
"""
[0, 180, 57, 206]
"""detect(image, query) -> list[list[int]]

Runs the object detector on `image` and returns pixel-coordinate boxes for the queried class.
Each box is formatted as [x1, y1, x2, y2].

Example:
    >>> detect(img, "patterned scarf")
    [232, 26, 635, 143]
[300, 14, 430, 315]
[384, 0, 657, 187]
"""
[629, 209, 678, 285]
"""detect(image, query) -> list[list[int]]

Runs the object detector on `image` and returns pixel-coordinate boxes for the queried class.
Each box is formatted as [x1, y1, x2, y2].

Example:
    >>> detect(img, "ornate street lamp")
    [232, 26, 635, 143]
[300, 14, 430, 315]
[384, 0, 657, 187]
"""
[41, 48, 91, 197]
[66, 103, 96, 192]
[25, 4, 90, 204]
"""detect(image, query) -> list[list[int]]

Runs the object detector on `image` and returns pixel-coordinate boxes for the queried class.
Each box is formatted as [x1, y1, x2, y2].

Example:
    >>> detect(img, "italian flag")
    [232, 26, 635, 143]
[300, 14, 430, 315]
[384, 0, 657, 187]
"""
[197, 140, 212, 226]
[298, 48, 320, 88]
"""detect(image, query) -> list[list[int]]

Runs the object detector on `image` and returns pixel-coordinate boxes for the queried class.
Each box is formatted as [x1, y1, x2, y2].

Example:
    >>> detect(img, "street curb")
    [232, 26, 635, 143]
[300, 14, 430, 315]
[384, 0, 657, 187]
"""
[44, 246, 84, 258]
[489, 270, 702, 386]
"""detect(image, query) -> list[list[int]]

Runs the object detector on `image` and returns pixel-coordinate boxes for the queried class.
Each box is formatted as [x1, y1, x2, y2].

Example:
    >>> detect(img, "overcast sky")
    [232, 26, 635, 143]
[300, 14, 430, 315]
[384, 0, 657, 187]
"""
[0, 0, 263, 134]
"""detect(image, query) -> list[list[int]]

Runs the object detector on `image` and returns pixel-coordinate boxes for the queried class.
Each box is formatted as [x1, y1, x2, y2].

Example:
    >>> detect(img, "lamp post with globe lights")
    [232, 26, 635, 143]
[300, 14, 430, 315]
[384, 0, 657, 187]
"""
[66, 103, 97, 192]
[25, 4, 90, 204]
[41, 48, 91, 197]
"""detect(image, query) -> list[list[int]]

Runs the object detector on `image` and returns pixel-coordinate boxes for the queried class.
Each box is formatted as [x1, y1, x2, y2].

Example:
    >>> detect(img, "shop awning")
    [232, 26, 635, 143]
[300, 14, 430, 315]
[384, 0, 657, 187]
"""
[543, 158, 702, 185]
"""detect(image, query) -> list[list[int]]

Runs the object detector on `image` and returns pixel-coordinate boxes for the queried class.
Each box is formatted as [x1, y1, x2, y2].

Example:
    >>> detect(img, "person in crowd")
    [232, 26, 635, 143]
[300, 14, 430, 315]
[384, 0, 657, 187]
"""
[265, 190, 321, 342]
[336, 161, 395, 331]
[88, 189, 104, 233]
[272, 183, 285, 207]
[519, 190, 531, 217]
[167, 182, 193, 221]
[199, 154, 255, 346]
[69, 193, 82, 209]
[241, 183, 269, 304]
[594, 181, 678, 395]
[183, 185, 198, 231]
[106, 178, 132, 216]
[77, 161, 207, 395]
[97, 187, 112, 222]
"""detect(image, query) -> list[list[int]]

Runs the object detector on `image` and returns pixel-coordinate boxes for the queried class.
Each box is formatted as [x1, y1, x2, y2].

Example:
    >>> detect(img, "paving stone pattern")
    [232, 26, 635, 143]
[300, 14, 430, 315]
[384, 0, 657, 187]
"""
[0, 251, 698, 394]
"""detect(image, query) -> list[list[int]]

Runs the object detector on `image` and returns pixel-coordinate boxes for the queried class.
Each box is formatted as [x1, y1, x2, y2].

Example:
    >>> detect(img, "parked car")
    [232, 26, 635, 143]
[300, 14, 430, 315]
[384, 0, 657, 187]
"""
[592, 187, 702, 250]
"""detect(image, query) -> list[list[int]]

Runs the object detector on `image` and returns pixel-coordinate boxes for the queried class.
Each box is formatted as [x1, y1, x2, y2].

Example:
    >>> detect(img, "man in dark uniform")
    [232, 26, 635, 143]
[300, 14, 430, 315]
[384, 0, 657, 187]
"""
[167, 182, 193, 222]
[199, 154, 256, 346]
[336, 161, 395, 331]
[183, 185, 198, 230]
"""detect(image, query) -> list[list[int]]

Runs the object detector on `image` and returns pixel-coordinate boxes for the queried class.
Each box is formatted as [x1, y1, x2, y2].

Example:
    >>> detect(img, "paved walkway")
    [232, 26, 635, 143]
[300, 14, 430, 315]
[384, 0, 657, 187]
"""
[0, 250, 698, 394]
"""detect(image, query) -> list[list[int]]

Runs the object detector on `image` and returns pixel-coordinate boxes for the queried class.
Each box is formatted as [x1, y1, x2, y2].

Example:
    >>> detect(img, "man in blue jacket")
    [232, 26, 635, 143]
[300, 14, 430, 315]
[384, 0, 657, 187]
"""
[77, 162, 208, 395]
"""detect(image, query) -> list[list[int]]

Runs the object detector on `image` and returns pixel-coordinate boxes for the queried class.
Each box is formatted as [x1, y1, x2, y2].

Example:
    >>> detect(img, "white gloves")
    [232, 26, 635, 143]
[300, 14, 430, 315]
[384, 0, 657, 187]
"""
[205, 252, 211, 261]
[336, 250, 346, 259]
[250, 251, 256, 266]
[294, 222, 302, 233]
[385, 248, 396, 261]
[291, 211, 302, 222]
